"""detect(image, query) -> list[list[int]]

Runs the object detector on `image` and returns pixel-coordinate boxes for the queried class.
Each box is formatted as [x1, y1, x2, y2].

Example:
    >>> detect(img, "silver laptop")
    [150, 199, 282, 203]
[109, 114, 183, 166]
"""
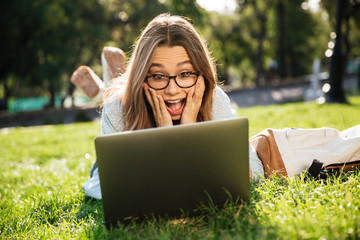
[95, 117, 249, 227]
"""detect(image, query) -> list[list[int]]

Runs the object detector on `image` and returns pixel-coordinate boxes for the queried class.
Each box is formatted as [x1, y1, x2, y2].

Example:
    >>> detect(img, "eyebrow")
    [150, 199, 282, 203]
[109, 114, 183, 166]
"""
[149, 60, 193, 68]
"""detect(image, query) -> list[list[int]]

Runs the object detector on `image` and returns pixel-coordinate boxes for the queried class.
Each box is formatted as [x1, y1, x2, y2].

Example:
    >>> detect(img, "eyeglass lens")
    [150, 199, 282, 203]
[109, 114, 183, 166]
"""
[147, 73, 198, 89]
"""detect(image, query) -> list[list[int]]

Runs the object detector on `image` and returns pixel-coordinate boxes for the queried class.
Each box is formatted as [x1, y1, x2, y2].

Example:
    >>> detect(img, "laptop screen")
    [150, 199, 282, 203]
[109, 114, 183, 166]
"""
[95, 117, 249, 227]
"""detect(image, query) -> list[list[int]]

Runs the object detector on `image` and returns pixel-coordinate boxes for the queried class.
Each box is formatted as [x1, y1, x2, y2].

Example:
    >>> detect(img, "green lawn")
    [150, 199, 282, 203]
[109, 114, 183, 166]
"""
[1, 96, 360, 239]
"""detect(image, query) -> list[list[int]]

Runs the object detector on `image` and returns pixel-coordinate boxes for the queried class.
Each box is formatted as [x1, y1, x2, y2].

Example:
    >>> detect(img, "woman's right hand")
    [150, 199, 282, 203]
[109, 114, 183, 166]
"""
[143, 83, 173, 127]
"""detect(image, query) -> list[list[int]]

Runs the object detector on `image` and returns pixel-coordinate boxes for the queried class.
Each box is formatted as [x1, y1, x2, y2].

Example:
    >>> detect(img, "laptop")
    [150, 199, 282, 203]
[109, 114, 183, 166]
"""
[95, 117, 249, 227]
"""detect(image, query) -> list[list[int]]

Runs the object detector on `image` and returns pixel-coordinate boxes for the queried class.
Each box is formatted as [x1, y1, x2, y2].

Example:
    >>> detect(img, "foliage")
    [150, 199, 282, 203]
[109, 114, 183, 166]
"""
[203, 13, 252, 85]
[239, 0, 332, 80]
[1, 96, 360, 239]
[0, 0, 110, 106]
[101, 0, 168, 52]
[320, 0, 360, 59]
[0, 0, 359, 109]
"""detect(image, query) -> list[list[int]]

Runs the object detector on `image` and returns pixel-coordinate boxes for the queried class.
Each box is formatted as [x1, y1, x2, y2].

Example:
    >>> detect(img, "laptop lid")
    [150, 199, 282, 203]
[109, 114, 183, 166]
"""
[95, 117, 249, 227]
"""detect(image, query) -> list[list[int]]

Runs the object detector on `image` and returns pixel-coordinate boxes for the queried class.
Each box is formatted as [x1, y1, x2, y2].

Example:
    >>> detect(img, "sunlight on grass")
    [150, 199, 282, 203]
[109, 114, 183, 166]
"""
[238, 96, 360, 137]
[1, 96, 360, 239]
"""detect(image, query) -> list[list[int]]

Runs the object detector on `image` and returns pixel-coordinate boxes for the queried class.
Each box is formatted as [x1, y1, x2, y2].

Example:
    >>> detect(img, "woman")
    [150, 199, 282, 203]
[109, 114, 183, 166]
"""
[83, 13, 360, 200]
[83, 13, 264, 199]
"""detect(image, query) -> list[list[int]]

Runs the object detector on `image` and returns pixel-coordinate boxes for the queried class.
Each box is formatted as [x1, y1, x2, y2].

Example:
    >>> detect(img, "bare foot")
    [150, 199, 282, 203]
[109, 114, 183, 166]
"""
[101, 46, 126, 85]
[70, 66, 104, 99]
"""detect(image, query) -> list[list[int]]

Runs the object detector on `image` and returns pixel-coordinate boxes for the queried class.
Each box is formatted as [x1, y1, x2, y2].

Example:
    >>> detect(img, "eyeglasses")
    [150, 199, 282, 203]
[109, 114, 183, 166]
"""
[145, 72, 199, 90]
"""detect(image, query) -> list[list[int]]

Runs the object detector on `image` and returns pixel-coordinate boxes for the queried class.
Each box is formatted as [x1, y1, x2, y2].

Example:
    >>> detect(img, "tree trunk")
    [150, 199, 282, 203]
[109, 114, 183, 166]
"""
[255, 14, 266, 86]
[221, 40, 230, 85]
[0, 81, 10, 112]
[276, 0, 286, 80]
[343, 9, 350, 60]
[325, 0, 347, 103]
[288, 45, 298, 77]
[252, 0, 268, 87]
[49, 82, 56, 108]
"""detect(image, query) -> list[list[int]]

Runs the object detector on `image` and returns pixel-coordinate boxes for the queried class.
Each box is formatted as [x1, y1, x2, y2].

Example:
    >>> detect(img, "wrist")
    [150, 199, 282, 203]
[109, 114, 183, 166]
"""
[156, 119, 173, 127]
[180, 115, 197, 125]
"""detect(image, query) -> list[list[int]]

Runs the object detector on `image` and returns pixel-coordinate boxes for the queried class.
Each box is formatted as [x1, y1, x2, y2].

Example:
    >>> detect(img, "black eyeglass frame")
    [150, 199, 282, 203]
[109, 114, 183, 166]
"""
[144, 72, 200, 90]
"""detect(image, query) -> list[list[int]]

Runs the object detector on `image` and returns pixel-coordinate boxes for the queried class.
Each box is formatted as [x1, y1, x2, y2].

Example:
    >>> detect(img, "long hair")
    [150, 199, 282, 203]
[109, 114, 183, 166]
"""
[106, 13, 218, 131]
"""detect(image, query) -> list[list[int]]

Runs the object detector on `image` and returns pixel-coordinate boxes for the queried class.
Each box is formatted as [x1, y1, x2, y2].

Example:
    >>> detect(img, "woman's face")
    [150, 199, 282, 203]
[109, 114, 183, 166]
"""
[147, 46, 198, 120]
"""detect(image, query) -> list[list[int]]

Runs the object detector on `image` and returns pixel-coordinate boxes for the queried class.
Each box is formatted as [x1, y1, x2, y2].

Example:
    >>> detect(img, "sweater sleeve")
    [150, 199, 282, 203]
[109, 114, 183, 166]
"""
[212, 86, 264, 181]
[83, 91, 125, 199]
[101, 92, 125, 135]
[212, 86, 237, 120]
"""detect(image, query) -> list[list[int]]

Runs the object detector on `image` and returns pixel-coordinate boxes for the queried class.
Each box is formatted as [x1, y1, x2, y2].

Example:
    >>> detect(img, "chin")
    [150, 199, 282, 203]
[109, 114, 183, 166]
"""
[171, 115, 181, 121]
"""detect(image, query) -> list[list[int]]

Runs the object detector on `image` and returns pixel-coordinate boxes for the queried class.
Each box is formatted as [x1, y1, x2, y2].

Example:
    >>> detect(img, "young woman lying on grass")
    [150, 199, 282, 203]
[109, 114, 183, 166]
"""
[71, 13, 360, 200]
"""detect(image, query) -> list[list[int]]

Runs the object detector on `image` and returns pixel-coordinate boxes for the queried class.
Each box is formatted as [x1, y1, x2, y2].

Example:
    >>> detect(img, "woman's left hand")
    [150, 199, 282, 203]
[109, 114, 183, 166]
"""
[180, 75, 206, 124]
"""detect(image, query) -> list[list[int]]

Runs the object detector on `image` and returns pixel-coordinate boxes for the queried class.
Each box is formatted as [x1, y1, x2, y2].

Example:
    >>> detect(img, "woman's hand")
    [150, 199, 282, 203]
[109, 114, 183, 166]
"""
[143, 83, 173, 127]
[180, 75, 205, 124]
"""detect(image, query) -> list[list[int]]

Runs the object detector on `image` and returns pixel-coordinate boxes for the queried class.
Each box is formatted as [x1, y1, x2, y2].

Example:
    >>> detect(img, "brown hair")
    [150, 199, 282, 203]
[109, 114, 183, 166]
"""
[106, 13, 218, 131]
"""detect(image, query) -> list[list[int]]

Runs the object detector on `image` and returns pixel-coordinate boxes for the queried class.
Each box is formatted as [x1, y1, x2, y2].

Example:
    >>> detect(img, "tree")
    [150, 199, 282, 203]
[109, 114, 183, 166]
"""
[232, 0, 323, 87]
[101, 0, 168, 52]
[276, 0, 286, 79]
[234, 0, 274, 86]
[320, 0, 360, 103]
[284, 0, 319, 77]
[0, 0, 110, 108]
[321, 0, 360, 58]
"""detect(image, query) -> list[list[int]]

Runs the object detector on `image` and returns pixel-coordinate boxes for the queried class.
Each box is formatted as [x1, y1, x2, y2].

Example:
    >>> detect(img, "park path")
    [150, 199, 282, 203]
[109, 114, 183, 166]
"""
[227, 75, 357, 108]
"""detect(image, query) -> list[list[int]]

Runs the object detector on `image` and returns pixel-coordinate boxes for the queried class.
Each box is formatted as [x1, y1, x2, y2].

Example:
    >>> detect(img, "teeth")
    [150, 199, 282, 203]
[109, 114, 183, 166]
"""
[166, 99, 181, 104]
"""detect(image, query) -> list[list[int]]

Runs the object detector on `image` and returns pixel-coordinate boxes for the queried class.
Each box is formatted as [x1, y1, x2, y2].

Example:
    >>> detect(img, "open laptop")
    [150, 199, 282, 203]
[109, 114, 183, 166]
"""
[95, 117, 249, 228]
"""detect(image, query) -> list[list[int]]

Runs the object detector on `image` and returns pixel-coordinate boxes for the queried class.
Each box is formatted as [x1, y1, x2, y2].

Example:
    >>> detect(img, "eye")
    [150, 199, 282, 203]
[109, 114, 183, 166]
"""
[179, 72, 191, 78]
[152, 74, 166, 80]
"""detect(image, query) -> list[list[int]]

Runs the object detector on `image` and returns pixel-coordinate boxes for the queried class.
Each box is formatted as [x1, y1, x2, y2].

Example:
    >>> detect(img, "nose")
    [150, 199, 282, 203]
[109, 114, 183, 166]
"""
[164, 78, 180, 95]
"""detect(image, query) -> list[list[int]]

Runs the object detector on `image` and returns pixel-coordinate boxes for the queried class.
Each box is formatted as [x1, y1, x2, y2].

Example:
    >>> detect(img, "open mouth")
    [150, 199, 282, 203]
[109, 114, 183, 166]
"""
[165, 99, 185, 116]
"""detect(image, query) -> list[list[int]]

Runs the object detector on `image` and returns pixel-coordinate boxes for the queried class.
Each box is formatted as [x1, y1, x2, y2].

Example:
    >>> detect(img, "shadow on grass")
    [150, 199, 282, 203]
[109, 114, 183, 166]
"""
[77, 170, 360, 239]
[29, 195, 104, 228]
[77, 184, 283, 239]
[77, 196, 104, 223]
[37, 169, 359, 239]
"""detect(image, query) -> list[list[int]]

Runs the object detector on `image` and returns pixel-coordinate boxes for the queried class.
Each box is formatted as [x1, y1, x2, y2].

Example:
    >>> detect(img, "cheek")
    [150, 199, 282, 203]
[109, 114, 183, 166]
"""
[184, 86, 196, 95]
[154, 89, 165, 98]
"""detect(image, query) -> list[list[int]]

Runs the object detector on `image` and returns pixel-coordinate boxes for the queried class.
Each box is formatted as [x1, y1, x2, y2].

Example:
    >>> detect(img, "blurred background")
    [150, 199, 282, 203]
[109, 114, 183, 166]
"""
[0, 0, 359, 117]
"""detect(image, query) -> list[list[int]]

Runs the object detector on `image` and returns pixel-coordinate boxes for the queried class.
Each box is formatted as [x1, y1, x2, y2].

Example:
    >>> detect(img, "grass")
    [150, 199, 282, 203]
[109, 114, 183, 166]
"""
[1, 96, 360, 239]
